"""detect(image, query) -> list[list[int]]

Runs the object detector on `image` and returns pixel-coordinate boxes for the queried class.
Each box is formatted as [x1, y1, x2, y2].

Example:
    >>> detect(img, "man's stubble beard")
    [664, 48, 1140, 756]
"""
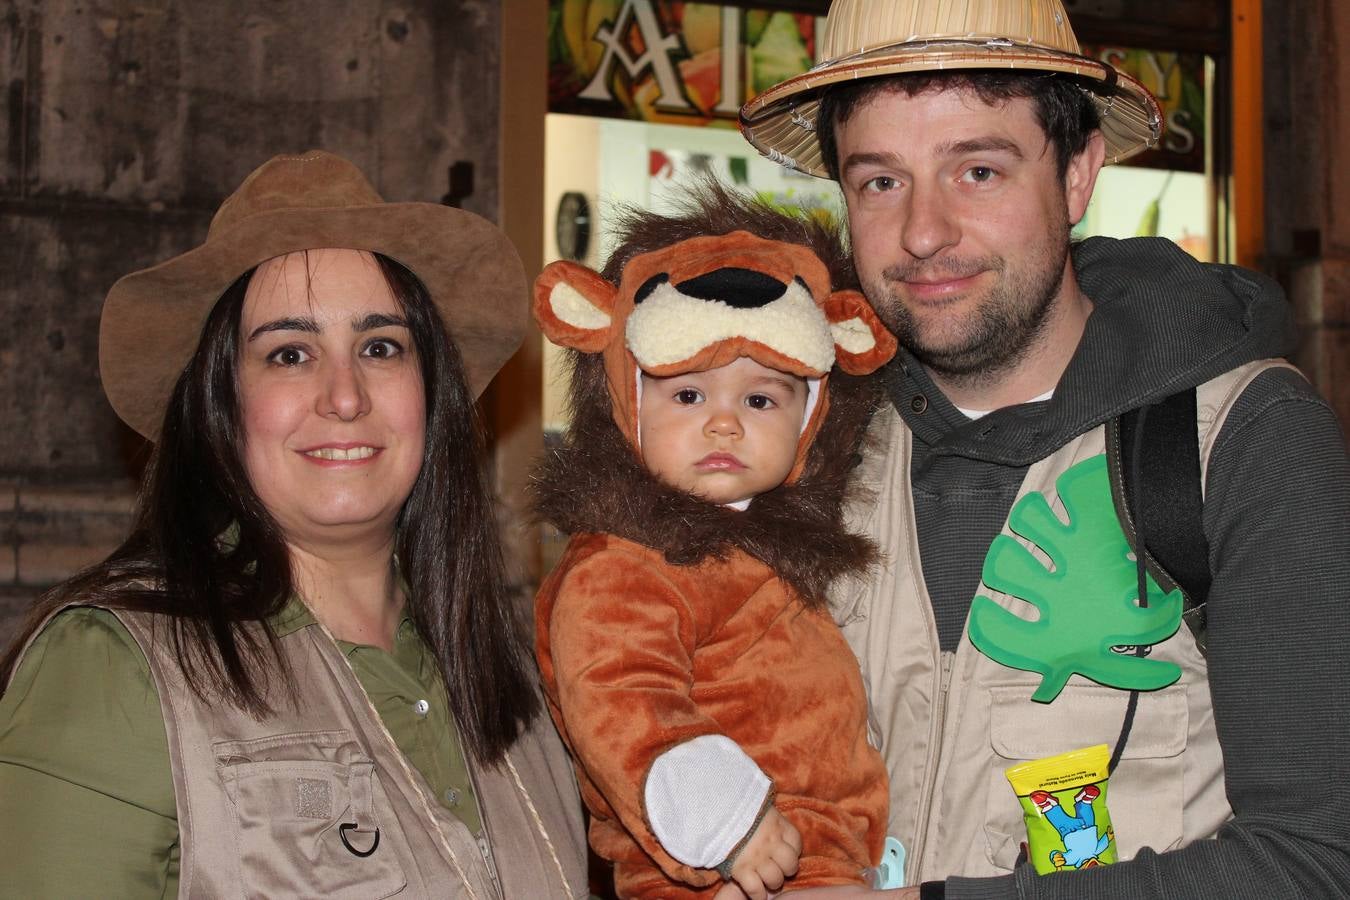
[863, 230, 1071, 393]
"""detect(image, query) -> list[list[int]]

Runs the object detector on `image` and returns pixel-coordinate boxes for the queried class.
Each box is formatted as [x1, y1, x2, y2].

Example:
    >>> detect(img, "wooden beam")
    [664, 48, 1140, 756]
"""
[1230, 0, 1263, 268]
[493, 0, 548, 587]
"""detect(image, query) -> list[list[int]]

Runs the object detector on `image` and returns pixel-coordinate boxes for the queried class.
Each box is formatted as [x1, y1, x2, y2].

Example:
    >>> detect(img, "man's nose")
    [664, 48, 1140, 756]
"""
[900, 184, 960, 260]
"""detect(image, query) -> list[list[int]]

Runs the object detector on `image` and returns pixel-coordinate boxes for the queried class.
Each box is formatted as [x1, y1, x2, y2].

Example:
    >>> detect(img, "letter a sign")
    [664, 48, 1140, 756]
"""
[577, 0, 695, 112]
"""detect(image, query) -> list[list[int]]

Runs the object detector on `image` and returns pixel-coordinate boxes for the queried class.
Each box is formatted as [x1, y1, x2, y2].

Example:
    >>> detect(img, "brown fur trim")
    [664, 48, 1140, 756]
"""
[599, 179, 859, 291]
[532, 351, 884, 608]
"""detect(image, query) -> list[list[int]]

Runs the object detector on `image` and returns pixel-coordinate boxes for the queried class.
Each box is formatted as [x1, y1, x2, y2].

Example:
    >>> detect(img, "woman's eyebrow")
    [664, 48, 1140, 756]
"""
[247, 317, 319, 342]
[352, 313, 409, 332]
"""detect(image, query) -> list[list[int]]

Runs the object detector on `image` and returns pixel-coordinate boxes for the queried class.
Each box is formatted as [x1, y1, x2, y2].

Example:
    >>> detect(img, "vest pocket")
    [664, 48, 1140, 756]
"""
[983, 684, 1188, 872]
[216, 730, 408, 899]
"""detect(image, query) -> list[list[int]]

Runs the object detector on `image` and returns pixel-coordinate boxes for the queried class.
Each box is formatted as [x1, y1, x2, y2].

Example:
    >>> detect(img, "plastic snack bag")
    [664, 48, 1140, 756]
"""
[1005, 744, 1117, 874]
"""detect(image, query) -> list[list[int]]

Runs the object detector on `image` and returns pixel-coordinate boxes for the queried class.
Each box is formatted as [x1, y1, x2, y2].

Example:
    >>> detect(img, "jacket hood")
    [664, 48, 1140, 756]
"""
[531, 354, 885, 607]
[888, 235, 1297, 465]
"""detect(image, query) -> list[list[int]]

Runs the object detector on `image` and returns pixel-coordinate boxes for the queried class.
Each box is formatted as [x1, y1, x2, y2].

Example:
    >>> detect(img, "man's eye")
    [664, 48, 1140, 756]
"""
[267, 346, 310, 367]
[963, 166, 997, 184]
[363, 338, 403, 360]
[745, 394, 776, 410]
[675, 388, 702, 405]
[863, 175, 898, 193]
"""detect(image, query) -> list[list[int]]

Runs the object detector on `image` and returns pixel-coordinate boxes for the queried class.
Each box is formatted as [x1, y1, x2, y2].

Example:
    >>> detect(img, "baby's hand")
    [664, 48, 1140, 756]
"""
[724, 806, 801, 899]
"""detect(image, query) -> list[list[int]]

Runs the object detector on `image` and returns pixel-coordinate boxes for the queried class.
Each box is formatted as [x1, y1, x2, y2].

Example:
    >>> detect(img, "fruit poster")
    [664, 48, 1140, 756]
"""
[548, 0, 821, 127]
[547, 2, 1209, 173]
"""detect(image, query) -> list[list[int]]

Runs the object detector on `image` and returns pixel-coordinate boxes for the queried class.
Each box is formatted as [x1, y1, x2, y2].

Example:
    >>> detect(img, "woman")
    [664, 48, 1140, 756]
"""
[0, 151, 588, 897]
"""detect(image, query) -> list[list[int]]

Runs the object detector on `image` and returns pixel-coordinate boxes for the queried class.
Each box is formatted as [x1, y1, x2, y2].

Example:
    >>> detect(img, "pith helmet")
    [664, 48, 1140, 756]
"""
[740, 0, 1163, 177]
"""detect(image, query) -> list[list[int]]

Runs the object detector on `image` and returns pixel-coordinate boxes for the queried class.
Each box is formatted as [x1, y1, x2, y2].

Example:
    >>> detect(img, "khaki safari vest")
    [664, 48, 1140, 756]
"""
[16, 606, 588, 899]
[835, 361, 1291, 884]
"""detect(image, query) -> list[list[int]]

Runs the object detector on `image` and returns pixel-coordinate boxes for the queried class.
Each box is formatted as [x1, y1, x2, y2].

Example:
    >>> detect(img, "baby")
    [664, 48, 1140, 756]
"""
[533, 215, 895, 899]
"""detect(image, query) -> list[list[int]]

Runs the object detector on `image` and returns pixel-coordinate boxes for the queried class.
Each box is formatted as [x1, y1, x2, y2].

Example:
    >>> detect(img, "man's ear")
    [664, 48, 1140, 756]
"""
[533, 261, 622, 353]
[1066, 130, 1107, 227]
[822, 290, 898, 375]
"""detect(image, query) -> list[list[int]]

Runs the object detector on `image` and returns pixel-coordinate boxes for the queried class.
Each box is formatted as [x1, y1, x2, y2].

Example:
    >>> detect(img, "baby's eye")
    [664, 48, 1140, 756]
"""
[674, 388, 703, 405]
[363, 337, 404, 360]
[745, 393, 777, 411]
[267, 346, 311, 367]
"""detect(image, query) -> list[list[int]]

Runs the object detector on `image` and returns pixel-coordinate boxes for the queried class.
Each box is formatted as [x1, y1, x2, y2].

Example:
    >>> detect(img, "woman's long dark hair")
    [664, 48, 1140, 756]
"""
[0, 253, 537, 764]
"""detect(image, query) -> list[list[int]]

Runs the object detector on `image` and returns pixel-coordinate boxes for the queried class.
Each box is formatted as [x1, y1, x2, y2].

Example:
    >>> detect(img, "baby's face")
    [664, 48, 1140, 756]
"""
[638, 356, 808, 506]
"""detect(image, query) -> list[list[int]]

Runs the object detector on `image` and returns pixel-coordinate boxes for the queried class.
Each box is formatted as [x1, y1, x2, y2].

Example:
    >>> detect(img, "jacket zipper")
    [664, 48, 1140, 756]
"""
[909, 649, 956, 882]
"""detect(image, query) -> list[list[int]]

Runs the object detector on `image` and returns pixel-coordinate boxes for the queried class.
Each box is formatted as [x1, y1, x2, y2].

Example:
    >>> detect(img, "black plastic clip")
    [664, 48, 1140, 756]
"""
[339, 822, 381, 858]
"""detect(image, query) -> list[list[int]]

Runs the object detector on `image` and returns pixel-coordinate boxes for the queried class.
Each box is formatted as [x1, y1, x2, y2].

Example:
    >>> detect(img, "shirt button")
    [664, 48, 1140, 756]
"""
[412, 699, 430, 716]
[910, 395, 928, 414]
[444, 788, 460, 807]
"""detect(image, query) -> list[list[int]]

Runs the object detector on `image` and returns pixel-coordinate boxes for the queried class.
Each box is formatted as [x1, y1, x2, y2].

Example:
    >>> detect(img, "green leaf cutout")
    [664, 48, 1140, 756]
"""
[968, 455, 1184, 702]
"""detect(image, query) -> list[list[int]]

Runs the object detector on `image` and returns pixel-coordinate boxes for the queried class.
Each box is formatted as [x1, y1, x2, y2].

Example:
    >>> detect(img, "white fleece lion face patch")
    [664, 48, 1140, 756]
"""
[626, 268, 836, 376]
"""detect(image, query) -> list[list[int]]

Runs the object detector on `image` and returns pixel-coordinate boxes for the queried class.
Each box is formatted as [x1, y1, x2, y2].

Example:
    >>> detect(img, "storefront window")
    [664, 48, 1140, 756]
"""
[542, 1, 1222, 443]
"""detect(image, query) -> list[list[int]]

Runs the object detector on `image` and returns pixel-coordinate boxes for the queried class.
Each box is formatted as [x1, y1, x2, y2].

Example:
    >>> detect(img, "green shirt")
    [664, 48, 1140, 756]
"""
[0, 601, 481, 898]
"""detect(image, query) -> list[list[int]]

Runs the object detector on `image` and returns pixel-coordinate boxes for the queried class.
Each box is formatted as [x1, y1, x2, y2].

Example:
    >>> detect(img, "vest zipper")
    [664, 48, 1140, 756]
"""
[462, 738, 503, 896]
[909, 650, 956, 882]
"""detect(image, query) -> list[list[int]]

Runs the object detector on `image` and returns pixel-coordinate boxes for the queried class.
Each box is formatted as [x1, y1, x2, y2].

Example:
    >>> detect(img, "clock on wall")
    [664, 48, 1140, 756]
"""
[555, 191, 591, 262]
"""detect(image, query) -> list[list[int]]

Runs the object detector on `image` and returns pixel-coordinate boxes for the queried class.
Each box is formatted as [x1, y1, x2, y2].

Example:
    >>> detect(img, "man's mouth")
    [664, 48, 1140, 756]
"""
[901, 271, 985, 300]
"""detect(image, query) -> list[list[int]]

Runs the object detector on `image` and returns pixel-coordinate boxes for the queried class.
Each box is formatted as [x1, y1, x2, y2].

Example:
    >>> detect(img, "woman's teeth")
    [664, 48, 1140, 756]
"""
[304, 446, 376, 460]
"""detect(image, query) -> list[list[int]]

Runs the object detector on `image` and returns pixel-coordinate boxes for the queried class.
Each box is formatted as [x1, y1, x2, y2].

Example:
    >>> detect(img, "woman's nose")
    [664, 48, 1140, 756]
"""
[318, 360, 370, 421]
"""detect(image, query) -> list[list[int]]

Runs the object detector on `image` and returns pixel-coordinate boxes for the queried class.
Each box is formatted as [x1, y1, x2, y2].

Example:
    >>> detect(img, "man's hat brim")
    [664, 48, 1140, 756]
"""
[740, 40, 1163, 178]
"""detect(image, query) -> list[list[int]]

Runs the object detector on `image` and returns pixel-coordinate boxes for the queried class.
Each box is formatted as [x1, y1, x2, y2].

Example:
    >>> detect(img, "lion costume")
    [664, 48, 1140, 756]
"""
[533, 228, 894, 897]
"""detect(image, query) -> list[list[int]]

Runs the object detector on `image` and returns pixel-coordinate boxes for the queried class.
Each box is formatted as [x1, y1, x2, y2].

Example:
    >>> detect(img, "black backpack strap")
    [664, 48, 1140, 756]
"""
[1106, 387, 1211, 654]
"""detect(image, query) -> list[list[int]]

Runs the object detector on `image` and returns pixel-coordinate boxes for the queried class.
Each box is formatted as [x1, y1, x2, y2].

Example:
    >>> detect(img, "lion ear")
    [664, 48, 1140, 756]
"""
[822, 289, 898, 375]
[533, 261, 622, 353]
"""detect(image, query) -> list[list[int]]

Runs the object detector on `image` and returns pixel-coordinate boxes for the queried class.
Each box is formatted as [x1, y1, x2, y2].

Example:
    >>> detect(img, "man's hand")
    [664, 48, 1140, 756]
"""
[721, 806, 802, 899]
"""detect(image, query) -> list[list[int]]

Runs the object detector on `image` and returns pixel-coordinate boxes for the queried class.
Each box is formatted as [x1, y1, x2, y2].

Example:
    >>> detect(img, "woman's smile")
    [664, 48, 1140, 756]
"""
[299, 443, 383, 463]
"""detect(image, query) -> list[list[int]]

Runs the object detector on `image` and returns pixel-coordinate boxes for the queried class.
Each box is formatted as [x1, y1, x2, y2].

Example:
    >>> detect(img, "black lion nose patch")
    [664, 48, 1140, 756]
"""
[672, 267, 789, 308]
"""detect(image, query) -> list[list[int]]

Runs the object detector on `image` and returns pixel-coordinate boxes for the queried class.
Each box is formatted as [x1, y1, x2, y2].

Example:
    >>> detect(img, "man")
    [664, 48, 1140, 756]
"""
[741, 1, 1350, 898]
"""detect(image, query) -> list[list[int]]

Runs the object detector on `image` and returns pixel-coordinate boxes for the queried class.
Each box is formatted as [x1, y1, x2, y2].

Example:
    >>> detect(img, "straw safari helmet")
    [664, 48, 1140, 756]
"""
[99, 150, 529, 439]
[740, 0, 1163, 178]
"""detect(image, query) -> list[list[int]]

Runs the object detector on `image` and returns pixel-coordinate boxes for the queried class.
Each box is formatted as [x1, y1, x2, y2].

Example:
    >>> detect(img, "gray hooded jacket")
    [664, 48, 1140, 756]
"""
[881, 236, 1350, 899]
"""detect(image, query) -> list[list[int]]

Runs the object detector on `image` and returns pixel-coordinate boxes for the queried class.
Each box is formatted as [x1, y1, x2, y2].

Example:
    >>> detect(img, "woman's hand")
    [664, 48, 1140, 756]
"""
[719, 806, 802, 899]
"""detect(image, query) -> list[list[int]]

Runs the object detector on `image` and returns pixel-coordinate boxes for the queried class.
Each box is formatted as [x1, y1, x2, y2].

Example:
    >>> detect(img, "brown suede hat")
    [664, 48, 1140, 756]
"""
[100, 150, 528, 440]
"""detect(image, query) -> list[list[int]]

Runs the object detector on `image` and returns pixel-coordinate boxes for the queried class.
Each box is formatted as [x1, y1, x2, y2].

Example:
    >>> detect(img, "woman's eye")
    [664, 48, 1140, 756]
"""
[267, 346, 310, 367]
[745, 393, 777, 411]
[363, 338, 403, 360]
[674, 388, 703, 405]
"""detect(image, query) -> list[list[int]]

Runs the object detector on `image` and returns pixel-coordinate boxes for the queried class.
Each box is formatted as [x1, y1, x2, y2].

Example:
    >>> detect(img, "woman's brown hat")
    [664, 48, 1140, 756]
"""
[740, 0, 1163, 177]
[100, 150, 529, 439]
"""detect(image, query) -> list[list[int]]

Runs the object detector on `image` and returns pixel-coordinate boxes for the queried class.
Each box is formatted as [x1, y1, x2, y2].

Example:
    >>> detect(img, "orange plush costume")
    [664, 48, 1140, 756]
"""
[533, 230, 895, 897]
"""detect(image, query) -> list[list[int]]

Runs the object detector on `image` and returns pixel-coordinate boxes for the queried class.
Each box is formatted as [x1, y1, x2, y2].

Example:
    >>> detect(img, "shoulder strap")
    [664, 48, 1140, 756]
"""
[1107, 388, 1210, 653]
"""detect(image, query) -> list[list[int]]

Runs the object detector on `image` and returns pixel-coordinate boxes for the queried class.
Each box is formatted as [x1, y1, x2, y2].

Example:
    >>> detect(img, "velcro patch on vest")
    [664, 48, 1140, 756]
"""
[295, 777, 333, 819]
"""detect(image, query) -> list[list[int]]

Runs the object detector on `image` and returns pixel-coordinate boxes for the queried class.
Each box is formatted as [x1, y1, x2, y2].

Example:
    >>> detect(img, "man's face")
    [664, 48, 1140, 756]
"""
[835, 88, 1099, 383]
